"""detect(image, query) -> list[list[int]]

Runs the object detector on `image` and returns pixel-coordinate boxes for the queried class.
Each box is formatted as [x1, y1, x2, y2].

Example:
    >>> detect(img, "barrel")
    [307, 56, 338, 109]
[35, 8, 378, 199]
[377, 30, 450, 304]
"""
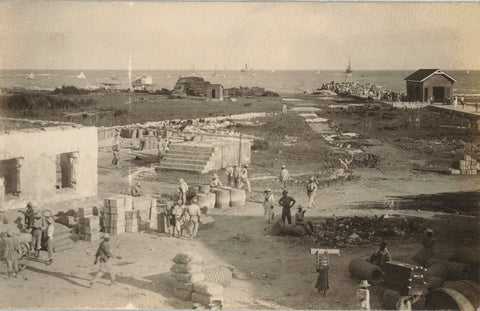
[449, 248, 480, 265]
[426, 263, 449, 281]
[348, 258, 383, 285]
[197, 193, 209, 209]
[206, 192, 216, 209]
[229, 188, 246, 208]
[425, 280, 480, 311]
[215, 189, 230, 209]
[382, 289, 400, 310]
[198, 185, 211, 194]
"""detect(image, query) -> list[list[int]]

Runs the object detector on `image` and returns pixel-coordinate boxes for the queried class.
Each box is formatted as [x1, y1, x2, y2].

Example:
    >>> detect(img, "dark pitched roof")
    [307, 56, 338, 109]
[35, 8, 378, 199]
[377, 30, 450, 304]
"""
[404, 69, 456, 82]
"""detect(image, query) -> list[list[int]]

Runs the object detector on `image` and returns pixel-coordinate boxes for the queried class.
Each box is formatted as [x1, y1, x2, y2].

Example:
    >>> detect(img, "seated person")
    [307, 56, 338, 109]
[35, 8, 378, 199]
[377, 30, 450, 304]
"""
[294, 206, 315, 235]
[131, 182, 143, 197]
[368, 241, 391, 267]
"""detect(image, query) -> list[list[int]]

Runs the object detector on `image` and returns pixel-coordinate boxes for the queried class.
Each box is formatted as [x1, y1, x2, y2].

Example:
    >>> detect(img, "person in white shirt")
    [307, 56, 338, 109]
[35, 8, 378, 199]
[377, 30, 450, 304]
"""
[178, 178, 189, 206]
[45, 217, 55, 266]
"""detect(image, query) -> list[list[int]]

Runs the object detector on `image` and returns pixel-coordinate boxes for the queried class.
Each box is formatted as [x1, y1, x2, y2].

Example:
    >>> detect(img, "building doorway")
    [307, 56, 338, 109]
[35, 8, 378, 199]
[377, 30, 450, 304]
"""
[424, 88, 429, 102]
[56, 152, 76, 189]
[212, 89, 216, 99]
[433, 87, 445, 103]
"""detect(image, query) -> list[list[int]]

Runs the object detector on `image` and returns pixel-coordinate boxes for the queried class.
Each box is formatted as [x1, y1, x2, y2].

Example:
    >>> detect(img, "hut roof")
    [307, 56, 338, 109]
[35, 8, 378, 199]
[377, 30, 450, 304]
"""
[404, 69, 456, 83]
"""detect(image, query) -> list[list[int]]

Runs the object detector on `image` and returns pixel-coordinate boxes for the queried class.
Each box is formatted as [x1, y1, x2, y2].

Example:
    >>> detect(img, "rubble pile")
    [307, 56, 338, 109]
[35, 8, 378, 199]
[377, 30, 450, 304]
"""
[287, 216, 425, 247]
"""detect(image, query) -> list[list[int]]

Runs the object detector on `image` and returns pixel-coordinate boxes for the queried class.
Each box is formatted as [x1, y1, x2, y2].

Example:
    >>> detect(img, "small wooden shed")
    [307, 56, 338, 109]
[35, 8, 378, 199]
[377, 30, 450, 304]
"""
[206, 84, 224, 100]
[404, 69, 456, 103]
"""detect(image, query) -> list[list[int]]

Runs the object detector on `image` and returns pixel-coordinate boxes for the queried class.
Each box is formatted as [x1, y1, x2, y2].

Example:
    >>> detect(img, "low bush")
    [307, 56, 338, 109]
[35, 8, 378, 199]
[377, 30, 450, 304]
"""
[252, 139, 269, 151]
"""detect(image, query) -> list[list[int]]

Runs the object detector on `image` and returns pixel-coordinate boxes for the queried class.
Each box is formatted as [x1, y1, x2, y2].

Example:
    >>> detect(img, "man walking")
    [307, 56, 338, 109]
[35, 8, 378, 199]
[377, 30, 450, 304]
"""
[112, 145, 120, 167]
[240, 164, 251, 192]
[186, 197, 201, 239]
[278, 190, 296, 225]
[178, 178, 188, 206]
[90, 234, 118, 287]
[279, 165, 290, 189]
[45, 216, 55, 266]
[3, 230, 20, 278]
[171, 201, 185, 238]
[306, 177, 318, 209]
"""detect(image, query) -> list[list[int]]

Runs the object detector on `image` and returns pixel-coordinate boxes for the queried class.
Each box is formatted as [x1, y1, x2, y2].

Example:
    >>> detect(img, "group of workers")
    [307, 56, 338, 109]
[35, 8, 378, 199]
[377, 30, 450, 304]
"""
[225, 164, 251, 192]
[166, 196, 201, 240]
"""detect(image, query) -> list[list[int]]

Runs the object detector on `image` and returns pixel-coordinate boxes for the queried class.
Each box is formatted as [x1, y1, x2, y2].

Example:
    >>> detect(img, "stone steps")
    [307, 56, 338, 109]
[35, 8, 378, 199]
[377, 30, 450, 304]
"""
[156, 143, 214, 174]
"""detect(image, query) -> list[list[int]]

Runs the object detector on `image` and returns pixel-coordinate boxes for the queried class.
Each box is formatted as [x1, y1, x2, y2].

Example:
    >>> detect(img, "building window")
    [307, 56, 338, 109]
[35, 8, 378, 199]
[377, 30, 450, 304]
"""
[0, 157, 23, 197]
[55, 152, 78, 189]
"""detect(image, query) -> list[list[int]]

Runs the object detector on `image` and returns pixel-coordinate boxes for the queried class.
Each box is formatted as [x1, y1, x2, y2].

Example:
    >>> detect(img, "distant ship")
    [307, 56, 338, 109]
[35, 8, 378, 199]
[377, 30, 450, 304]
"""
[241, 64, 252, 72]
[76, 71, 86, 79]
[26, 72, 35, 80]
[345, 57, 353, 74]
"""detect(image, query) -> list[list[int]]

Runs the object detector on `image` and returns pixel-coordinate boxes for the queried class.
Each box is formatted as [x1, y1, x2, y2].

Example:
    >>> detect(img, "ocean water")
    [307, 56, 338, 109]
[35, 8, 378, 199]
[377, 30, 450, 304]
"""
[1, 69, 479, 96]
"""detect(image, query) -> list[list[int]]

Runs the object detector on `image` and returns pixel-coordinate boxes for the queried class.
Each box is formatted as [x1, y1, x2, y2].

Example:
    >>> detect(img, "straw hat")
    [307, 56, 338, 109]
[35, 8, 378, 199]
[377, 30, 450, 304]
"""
[213, 173, 218, 178]
[178, 178, 184, 183]
[244, 164, 249, 168]
[46, 217, 54, 224]
[425, 228, 433, 234]
[264, 188, 272, 193]
[27, 202, 33, 208]
[309, 177, 315, 181]
[281, 165, 286, 169]
[6, 230, 14, 237]
[282, 190, 288, 194]
[297, 205, 304, 210]
[103, 233, 111, 240]
[359, 280, 371, 287]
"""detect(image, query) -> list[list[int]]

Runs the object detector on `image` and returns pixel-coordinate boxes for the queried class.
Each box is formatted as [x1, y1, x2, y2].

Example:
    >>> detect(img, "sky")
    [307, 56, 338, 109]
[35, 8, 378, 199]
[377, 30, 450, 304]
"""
[0, 2, 479, 70]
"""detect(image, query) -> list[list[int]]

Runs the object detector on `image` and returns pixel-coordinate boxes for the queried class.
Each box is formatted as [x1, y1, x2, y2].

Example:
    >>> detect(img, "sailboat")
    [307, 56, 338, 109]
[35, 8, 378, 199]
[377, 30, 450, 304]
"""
[345, 57, 353, 74]
[26, 72, 35, 80]
[76, 71, 86, 79]
[241, 64, 252, 72]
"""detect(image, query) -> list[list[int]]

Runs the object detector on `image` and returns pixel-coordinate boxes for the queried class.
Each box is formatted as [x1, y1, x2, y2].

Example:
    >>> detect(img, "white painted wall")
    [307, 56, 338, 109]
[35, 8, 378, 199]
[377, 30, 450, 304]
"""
[0, 126, 97, 210]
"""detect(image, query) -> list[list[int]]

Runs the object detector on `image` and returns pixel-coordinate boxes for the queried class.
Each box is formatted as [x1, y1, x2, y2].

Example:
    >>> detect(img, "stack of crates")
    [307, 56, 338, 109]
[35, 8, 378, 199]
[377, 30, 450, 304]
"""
[104, 196, 126, 235]
[459, 155, 478, 175]
[132, 197, 158, 231]
[125, 210, 140, 233]
[78, 207, 101, 241]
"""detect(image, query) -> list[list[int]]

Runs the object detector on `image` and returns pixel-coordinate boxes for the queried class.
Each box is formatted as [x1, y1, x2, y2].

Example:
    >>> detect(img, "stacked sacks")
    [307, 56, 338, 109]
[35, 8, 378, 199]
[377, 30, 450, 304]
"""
[192, 281, 224, 307]
[171, 252, 205, 301]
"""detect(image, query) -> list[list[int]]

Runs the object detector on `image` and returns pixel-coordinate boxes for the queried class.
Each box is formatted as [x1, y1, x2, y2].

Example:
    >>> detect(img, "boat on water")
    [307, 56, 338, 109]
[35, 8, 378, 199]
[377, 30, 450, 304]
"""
[26, 72, 35, 80]
[76, 71, 86, 79]
[241, 64, 252, 72]
[345, 57, 353, 74]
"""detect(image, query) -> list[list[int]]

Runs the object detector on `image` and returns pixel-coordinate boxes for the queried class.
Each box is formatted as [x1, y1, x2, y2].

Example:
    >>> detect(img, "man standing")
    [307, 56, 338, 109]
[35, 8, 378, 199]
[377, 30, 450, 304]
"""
[233, 165, 241, 188]
[131, 182, 143, 197]
[90, 234, 118, 287]
[279, 165, 290, 189]
[306, 177, 318, 209]
[263, 189, 275, 223]
[240, 164, 251, 192]
[31, 211, 44, 257]
[210, 173, 223, 188]
[24, 202, 35, 231]
[186, 197, 201, 239]
[178, 178, 188, 206]
[225, 166, 234, 187]
[171, 201, 185, 238]
[112, 145, 120, 167]
[3, 230, 20, 278]
[368, 241, 391, 267]
[278, 190, 296, 225]
[45, 216, 54, 266]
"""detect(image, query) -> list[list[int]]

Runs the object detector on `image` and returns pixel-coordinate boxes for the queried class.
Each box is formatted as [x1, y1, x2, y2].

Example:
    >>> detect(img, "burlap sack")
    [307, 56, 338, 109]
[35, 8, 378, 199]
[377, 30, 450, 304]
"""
[193, 281, 224, 297]
[173, 272, 205, 283]
[173, 251, 204, 264]
[173, 287, 193, 301]
[171, 263, 203, 274]
[191, 292, 223, 306]
[175, 281, 194, 291]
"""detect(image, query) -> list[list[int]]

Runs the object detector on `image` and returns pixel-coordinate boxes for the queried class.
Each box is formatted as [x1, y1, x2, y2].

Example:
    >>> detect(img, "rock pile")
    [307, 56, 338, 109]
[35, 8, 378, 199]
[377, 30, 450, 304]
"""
[450, 154, 478, 175]
[285, 215, 424, 247]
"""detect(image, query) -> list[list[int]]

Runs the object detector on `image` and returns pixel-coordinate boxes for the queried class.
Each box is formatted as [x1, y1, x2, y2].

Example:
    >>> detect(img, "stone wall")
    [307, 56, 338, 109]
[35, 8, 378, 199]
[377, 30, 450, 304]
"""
[0, 126, 97, 210]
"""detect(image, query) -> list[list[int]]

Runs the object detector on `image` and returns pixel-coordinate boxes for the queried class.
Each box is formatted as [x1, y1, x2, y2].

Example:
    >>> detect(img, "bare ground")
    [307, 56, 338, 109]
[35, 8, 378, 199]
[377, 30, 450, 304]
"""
[1, 95, 479, 309]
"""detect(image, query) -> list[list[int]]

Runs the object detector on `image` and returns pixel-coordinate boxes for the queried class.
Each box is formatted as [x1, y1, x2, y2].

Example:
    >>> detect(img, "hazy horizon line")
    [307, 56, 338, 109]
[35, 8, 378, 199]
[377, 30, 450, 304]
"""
[1, 68, 478, 72]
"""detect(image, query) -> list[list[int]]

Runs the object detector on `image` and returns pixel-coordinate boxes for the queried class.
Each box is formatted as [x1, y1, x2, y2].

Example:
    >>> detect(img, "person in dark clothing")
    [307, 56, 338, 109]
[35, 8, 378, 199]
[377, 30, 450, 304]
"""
[278, 190, 296, 224]
[31, 211, 45, 257]
[90, 234, 119, 287]
[315, 259, 329, 295]
[24, 202, 35, 230]
[3, 230, 21, 278]
[368, 241, 392, 267]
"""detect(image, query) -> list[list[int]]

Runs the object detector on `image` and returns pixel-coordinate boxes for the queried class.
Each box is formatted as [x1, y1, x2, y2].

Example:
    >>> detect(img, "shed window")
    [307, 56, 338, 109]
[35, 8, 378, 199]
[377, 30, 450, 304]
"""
[0, 159, 19, 195]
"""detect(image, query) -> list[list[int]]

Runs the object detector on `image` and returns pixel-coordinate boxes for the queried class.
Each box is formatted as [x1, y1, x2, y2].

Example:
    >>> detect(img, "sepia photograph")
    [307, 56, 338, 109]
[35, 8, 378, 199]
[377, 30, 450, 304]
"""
[0, 1, 479, 309]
